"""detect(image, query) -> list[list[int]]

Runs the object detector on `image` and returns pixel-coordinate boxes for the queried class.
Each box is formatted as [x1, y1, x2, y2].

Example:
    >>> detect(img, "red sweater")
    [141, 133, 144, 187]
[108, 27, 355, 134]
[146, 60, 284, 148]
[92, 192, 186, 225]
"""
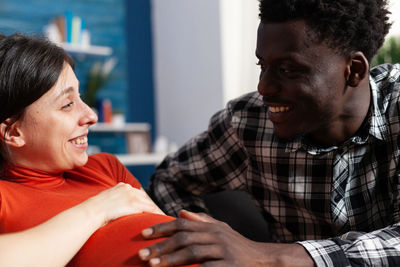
[0, 153, 178, 266]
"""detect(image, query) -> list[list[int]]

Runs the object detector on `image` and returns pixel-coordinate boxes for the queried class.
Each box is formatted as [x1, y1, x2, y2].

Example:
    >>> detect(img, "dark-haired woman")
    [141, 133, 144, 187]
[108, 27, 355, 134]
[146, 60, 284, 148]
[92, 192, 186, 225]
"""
[0, 33, 176, 266]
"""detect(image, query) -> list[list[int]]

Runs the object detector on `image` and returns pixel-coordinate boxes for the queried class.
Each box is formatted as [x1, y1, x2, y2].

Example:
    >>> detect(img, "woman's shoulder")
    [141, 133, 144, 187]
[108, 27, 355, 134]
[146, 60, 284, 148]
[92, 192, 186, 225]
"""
[83, 153, 125, 176]
[65, 153, 123, 183]
[87, 152, 120, 166]
[66, 153, 140, 188]
[82, 153, 140, 188]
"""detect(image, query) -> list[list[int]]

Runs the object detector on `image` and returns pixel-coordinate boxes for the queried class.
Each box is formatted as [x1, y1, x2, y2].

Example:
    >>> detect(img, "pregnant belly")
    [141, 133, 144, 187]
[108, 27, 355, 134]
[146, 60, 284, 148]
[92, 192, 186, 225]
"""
[68, 213, 176, 266]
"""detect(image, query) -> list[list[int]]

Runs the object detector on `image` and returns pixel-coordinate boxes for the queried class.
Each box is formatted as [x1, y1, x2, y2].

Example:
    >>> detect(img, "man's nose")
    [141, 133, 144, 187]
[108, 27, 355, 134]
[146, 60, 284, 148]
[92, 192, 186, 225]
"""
[257, 71, 280, 96]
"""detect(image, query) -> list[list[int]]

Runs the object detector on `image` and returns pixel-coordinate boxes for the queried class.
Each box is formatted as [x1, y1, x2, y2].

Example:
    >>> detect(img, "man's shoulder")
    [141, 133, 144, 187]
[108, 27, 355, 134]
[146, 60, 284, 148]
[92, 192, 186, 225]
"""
[221, 91, 271, 132]
[226, 91, 263, 113]
[370, 63, 400, 83]
[370, 63, 400, 108]
[369, 63, 400, 141]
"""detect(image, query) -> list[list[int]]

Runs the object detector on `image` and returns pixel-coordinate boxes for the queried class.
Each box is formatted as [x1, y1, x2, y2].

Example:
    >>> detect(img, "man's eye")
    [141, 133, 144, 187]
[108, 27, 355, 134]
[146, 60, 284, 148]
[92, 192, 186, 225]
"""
[62, 101, 74, 110]
[279, 65, 304, 77]
[280, 66, 294, 73]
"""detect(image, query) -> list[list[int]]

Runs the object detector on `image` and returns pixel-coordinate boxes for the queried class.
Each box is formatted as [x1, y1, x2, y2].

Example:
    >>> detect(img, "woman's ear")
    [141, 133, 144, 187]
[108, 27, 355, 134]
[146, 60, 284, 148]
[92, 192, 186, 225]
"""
[0, 119, 25, 148]
[344, 52, 369, 87]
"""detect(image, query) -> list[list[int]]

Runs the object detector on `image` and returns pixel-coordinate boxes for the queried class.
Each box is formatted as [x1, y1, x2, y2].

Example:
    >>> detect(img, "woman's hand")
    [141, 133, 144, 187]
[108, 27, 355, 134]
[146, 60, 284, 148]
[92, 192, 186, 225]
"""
[84, 182, 165, 226]
[0, 183, 164, 267]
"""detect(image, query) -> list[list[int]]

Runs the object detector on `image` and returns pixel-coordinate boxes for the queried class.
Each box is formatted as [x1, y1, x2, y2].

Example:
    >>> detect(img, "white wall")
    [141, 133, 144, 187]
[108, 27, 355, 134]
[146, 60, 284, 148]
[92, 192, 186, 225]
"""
[388, 0, 400, 37]
[219, 0, 259, 105]
[151, 0, 224, 146]
[151, 0, 259, 146]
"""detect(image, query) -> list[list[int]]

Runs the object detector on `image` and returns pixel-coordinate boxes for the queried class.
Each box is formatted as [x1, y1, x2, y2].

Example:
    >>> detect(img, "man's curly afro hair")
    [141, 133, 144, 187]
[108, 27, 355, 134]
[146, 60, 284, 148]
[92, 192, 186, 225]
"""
[259, 0, 392, 62]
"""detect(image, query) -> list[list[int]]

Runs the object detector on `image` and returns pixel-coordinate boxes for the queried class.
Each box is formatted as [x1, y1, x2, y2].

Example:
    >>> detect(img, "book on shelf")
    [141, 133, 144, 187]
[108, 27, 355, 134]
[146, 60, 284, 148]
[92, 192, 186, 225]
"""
[44, 12, 90, 47]
[54, 16, 65, 43]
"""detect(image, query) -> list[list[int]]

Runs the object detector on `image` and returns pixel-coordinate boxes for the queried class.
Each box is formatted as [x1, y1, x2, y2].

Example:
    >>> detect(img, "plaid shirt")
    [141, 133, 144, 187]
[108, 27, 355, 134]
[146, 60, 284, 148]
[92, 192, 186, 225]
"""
[149, 63, 400, 266]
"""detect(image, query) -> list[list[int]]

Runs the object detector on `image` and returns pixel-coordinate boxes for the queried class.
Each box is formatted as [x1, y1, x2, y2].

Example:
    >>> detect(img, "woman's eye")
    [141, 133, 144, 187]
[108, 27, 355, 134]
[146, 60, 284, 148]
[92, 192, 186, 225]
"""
[62, 101, 74, 110]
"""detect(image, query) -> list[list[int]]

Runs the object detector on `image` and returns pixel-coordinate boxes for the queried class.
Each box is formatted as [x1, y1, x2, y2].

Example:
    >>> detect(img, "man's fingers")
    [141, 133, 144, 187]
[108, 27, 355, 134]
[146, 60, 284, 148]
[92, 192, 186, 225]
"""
[142, 218, 210, 239]
[140, 231, 217, 260]
[200, 261, 231, 267]
[179, 210, 232, 229]
[146, 244, 223, 267]
[178, 210, 215, 223]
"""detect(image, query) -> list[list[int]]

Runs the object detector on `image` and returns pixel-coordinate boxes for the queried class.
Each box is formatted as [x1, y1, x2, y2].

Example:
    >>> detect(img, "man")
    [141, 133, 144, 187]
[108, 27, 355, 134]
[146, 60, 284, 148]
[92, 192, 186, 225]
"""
[141, 0, 400, 266]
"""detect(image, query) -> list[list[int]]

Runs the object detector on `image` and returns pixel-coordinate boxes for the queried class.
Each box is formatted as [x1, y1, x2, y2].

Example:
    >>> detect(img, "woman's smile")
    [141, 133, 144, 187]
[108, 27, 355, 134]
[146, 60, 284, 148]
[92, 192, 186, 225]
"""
[69, 135, 89, 148]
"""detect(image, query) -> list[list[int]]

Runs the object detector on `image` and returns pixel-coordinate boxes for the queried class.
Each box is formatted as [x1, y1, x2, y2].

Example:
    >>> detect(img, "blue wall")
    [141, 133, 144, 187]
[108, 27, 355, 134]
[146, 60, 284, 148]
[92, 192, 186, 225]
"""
[0, 0, 128, 115]
[125, 0, 156, 187]
[0, 0, 157, 186]
[125, 0, 156, 141]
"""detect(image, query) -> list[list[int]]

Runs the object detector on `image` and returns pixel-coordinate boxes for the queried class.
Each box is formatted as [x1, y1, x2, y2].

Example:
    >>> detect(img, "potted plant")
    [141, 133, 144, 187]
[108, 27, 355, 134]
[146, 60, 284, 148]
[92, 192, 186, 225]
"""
[371, 36, 400, 67]
[83, 57, 118, 108]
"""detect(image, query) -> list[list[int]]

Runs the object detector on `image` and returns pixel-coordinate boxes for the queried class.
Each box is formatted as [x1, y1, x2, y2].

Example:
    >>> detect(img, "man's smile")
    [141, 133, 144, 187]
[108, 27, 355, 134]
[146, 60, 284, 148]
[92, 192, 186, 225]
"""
[268, 106, 290, 113]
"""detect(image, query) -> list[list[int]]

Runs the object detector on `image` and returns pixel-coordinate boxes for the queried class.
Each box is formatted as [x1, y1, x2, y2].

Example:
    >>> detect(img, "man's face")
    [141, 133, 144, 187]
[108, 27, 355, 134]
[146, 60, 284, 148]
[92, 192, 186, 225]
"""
[256, 20, 349, 143]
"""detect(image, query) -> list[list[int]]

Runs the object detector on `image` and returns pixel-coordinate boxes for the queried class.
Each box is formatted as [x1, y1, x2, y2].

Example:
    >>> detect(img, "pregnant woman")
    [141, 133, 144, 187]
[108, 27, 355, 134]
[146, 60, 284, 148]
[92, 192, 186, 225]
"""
[0, 33, 177, 266]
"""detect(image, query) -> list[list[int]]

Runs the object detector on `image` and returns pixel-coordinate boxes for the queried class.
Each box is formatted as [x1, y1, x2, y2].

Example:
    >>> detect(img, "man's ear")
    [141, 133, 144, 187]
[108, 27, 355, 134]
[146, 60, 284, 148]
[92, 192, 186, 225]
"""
[344, 52, 369, 87]
[0, 119, 25, 148]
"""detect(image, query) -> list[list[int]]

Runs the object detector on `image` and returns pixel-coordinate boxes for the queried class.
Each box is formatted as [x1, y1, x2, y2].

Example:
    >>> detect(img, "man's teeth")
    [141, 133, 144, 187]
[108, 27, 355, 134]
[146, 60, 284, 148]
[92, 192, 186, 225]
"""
[269, 106, 290, 113]
[71, 136, 88, 145]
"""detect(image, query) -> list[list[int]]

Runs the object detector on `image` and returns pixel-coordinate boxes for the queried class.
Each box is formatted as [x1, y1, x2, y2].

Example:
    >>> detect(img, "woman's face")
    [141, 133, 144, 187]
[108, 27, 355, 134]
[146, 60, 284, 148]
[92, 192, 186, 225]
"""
[15, 63, 98, 172]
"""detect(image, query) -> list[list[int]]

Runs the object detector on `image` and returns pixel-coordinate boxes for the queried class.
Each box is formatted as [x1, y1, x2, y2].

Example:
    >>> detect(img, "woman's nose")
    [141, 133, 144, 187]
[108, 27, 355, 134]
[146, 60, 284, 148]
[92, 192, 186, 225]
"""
[79, 101, 98, 126]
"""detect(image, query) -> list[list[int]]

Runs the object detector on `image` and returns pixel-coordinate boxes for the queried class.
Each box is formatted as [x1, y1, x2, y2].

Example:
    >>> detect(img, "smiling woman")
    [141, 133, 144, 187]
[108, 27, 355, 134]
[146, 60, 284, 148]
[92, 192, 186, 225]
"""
[12, 63, 95, 172]
[0, 33, 182, 267]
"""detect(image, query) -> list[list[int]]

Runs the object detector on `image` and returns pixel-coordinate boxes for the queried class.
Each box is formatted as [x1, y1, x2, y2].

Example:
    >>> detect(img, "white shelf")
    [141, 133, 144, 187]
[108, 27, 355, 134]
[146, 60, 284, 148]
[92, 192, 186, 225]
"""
[115, 153, 167, 166]
[89, 123, 158, 164]
[59, 43, 112, 56]
[89, 122, 150, 133]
